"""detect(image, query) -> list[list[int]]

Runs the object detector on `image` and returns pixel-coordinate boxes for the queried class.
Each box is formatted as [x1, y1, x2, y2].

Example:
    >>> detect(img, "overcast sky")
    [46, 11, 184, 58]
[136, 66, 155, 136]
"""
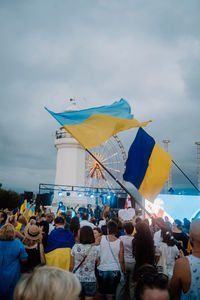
[0, 0, 200, 194]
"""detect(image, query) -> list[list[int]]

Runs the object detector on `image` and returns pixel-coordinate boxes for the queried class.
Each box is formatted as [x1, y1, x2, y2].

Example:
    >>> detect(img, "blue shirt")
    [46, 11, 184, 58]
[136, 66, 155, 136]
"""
[0, 239, 28, 300]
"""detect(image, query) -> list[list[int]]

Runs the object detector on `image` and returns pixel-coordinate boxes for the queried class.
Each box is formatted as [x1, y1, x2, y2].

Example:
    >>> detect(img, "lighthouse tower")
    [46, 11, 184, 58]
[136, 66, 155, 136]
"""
[54, 99, 85, 188]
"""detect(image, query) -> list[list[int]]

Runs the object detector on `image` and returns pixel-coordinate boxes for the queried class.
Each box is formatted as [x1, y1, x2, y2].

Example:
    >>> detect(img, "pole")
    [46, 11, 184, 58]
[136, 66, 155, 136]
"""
[172, 160, 200, 193]
[162, 140, 172, 190]
[86, 148, 152, 217]
[195, 142, 200, 191]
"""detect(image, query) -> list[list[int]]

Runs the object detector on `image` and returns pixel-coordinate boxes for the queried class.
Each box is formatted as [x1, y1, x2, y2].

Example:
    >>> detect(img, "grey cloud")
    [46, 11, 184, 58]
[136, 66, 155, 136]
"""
[0, 0, 200, 193]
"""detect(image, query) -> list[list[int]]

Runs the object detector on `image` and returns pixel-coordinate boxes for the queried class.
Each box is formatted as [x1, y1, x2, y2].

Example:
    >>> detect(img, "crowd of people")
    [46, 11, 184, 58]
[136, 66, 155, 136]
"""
[0, 204, 200, 300]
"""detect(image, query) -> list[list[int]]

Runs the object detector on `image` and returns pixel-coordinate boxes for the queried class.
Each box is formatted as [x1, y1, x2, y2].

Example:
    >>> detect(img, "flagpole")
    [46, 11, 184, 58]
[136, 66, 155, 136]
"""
[86, 148, 152, 218]
[172, 160, 200, 193]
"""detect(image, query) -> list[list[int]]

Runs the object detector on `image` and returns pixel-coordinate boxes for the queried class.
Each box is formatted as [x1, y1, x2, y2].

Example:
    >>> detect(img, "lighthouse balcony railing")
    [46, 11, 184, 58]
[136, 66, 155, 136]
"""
[55, 130, 70, 139]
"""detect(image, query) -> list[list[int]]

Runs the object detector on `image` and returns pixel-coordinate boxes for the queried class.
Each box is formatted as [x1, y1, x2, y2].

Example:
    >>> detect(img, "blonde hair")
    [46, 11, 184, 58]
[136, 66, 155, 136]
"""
[6, 215, 17, 227]
[29, 219, 36, 225]
[23, 237, 40, 247]
[0, 224, 15, 240]
[17, 215, 27, 226]
[14, 266, 81, 300]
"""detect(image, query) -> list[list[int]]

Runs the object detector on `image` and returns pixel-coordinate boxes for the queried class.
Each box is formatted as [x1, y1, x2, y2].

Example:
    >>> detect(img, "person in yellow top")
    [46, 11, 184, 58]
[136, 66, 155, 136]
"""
[131, 217, 143, 236]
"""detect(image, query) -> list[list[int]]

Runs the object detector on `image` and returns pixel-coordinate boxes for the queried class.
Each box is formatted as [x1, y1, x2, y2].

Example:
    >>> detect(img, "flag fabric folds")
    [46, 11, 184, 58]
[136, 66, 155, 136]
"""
[45, 228, 75, 271]
[26, 202, 35, 219]
[123, 128, 172, 202]
[19, 199, 27, 215]
[45, 99, 151, 149]
[13, 207, 18, 218]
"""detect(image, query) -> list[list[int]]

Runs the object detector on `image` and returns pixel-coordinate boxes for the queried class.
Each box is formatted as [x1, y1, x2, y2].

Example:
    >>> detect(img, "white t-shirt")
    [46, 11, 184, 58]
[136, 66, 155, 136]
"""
[98, 219, 106, 228]
[98, 235, 121, 271]
[161, 243, 179, 279]
[71, 244, 98, 282]
[154, 230, 162, 256]
[80, 220, 95, 229]
[120, 235, 135, 263]
[48, 223, 55, 235]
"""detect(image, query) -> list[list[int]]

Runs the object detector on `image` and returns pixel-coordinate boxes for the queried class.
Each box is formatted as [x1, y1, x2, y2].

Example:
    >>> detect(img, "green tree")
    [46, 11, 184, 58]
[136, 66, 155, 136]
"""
[0, 188, 21, 210]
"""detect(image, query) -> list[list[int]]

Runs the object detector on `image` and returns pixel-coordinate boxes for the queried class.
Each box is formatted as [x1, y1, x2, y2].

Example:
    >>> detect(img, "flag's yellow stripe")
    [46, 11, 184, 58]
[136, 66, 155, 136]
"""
[20, 199, 27, 215]
[45, 248, 71, 271]
[15, 222, 22, 232]
[139, 143, 172, 202]
[64, 114, 151, 149]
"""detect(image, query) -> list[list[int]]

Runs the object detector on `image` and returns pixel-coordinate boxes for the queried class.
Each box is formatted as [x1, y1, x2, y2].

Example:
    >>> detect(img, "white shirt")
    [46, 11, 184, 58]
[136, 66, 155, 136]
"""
[98, 220, 106, 228]
[80, 220, 95, 229]
[48, 223, 55, 235]
[154, 230, 162, 256]
[120, 235, 135, 263]
[160, 243, 179, 279]
[71, 244, 99, 282]
[98, 235, 121, 271]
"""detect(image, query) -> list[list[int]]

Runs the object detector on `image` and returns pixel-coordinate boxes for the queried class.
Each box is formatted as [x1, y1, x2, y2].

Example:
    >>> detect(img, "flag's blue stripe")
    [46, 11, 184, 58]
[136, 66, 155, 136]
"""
[123, 128, 155, 188]
[30, 206, 34, 213]
[45, 98, 133, 126]
[45, 228, 75, 253]
[13, 208, 18, 215]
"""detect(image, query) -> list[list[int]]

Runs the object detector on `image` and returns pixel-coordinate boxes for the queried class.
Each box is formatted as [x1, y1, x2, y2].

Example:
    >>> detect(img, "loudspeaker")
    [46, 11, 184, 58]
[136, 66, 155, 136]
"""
[117, 197, 126, 209]
[36, 193, 53, 206]
[110, 196, 126, 209]
[24, 191, 33, 201]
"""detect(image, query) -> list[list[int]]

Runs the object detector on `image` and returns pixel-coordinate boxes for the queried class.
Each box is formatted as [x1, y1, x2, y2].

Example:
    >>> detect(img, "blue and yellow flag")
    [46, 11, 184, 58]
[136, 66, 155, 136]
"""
[123, 128, 172, 202]
[26, 202, 35, 220]
[20, 199, 27, 215]
[45, 99, 151, 149]
[56, 208, 62, 217]
[45, 228, 75, 271]
[13, 207, 18, 219]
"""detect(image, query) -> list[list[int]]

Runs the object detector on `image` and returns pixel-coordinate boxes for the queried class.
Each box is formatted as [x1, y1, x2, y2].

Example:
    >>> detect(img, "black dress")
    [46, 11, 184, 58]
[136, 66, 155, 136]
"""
[172, 232, 189, 255]
[21, 243, 41, 273]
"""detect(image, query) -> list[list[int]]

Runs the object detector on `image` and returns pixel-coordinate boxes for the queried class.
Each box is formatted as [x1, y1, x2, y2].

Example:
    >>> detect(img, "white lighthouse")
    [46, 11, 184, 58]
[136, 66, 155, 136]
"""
[54, 99, 85, 187]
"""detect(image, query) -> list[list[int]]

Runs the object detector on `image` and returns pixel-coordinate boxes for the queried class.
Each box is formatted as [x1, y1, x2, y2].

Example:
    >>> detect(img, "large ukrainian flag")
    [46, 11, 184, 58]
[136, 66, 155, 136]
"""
[45, 99, 151, 149]
[45, 228, 75, 271]
[19, 199, 27, 215]
[123, 128, 172, 202]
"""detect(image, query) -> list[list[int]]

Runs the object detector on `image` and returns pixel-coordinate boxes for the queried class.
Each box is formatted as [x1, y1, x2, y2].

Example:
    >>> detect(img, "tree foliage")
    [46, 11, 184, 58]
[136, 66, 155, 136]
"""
[0, 187, 22, 210]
